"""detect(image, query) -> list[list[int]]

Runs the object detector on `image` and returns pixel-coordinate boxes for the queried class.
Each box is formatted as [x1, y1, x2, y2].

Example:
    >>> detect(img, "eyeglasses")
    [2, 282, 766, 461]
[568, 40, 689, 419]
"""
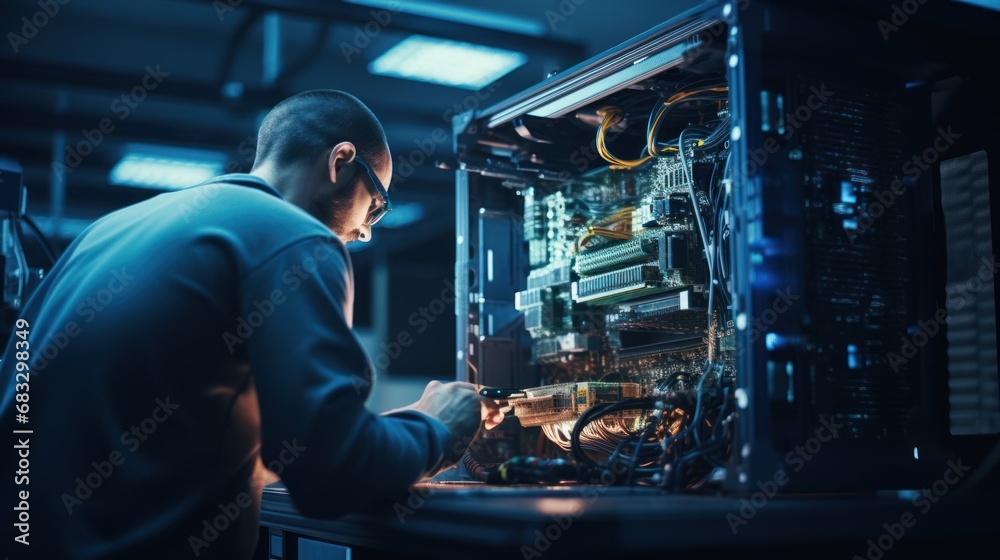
[354, 154, 392, 226]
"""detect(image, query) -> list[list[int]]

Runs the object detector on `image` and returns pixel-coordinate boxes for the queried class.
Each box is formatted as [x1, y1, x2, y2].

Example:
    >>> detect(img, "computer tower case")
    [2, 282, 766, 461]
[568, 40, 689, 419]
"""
[453, 0, 1000, 492]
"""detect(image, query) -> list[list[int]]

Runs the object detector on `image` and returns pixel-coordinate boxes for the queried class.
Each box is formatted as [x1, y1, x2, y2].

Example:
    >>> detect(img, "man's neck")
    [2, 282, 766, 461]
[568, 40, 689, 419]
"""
[249, 163, 311, 213]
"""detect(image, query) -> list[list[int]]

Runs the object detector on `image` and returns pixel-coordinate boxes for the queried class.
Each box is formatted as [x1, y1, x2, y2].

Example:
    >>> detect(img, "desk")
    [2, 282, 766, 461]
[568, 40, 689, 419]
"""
[259, 481, 999, 559]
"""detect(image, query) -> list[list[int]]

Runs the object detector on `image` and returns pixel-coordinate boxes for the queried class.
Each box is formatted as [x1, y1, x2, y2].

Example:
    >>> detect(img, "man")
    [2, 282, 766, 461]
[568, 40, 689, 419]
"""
[0, 90, 500, 559]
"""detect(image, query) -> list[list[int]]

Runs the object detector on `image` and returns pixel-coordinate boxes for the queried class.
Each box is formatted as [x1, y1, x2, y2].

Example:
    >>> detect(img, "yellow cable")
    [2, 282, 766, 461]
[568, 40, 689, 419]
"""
[597, 208, 634, 228]
[595, 106, 653, 169]
[575, 226, 633, 252]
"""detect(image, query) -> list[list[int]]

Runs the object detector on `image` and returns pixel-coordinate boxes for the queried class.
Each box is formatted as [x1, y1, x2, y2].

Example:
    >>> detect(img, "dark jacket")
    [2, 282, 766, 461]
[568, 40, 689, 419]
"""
[1, 174, 452, 559]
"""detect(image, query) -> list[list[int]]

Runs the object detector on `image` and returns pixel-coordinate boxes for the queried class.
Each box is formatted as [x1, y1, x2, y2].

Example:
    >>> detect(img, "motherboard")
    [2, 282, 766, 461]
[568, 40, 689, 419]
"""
[488, 81, 737, 487]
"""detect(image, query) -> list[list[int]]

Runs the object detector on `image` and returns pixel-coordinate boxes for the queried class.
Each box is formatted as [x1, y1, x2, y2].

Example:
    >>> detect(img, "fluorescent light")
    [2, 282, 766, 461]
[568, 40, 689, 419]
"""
[369, 35, 526, 90]
[344, 0, 546, 36]
[954, 0, 1000, 11]
[523, 42, 689, 120]
[379, 202, 424, 228]
[110, 156, 221, 190]
[110, 144, 225, 190]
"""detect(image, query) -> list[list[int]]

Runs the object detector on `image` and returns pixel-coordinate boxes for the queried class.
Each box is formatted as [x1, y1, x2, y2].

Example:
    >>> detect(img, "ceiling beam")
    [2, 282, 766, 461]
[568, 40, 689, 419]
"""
[0, 55, 448, 122]
[0, 98, 446, 153]
[188, 0, 586, 61]
[0, 102, 251, 151]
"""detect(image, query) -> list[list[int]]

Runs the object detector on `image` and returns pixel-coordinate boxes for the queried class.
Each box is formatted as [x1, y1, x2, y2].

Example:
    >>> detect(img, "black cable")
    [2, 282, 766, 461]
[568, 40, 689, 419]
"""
[648, 96, 727, 156]
[713, 188, 731, 307]
[673, 440, 728, 491]
[218, 9, 265, 92]
[700, 117, 731, 149]
[571, 398, 655, 468]
[646, 94, 669, 142]
[7, 212, 27, 300]
[20, 215, 58, 265]
[625, 420, 658, 485]
[711, 388, 731, 437]
[462, 451, 485, 480]
[691, 365, 719, 446]
[657, 371, 689, 392]
[606, 435, 632, 468]
[668, 386, 732, 490]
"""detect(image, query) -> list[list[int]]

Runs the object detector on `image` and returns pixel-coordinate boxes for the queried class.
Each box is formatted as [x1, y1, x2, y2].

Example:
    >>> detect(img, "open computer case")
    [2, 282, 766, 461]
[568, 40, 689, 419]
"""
[452, 0, 1000, 493]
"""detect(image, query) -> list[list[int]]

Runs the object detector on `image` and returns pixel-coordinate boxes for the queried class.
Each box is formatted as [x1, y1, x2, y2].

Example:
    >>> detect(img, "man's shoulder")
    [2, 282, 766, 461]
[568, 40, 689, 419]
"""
[171, 178, 334, 244]
[174, 177, 314, 224]
[88, 176, 344, 274]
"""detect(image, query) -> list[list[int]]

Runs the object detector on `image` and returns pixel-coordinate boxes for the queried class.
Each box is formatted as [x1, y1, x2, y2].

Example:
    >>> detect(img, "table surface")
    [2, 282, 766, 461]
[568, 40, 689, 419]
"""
[260, 480, 1000, 558]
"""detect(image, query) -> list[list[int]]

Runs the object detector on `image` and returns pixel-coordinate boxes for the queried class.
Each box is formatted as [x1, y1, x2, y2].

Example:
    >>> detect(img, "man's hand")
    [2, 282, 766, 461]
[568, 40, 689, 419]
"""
[403, 381, 504, 440]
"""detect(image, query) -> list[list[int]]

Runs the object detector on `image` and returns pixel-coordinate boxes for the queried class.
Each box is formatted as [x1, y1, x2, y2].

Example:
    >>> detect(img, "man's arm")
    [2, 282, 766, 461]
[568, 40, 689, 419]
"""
[240, 236, 475, 517]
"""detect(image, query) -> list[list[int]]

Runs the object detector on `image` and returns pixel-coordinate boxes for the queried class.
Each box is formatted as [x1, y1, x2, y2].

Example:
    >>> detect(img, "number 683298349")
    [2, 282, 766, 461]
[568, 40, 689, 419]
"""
[14, 317, 31, 400]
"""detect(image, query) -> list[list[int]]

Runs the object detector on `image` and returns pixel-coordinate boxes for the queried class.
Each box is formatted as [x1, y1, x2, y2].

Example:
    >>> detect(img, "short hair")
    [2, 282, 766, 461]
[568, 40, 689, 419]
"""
[253, 90, 389, 170]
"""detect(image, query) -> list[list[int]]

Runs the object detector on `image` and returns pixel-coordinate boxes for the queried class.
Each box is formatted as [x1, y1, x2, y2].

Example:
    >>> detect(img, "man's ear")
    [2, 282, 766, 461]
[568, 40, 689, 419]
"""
[327, 141, 358, 189]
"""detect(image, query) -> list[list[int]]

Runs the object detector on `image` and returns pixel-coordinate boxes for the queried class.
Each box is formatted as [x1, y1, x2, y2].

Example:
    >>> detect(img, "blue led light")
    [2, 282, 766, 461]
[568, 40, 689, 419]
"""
[841, 181, 856, 204]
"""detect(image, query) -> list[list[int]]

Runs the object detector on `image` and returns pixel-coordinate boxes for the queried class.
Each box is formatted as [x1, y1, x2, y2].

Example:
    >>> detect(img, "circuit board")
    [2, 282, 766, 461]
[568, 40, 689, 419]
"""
[511, 150, 734, 444]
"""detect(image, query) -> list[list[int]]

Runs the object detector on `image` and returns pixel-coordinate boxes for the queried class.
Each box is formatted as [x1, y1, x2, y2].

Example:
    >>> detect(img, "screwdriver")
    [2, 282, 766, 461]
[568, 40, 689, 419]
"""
[478, 387, 526, 399]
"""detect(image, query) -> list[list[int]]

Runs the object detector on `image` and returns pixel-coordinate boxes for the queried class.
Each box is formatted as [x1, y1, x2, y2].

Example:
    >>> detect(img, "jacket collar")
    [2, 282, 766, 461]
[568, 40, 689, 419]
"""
[197, 173, 284, 200]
